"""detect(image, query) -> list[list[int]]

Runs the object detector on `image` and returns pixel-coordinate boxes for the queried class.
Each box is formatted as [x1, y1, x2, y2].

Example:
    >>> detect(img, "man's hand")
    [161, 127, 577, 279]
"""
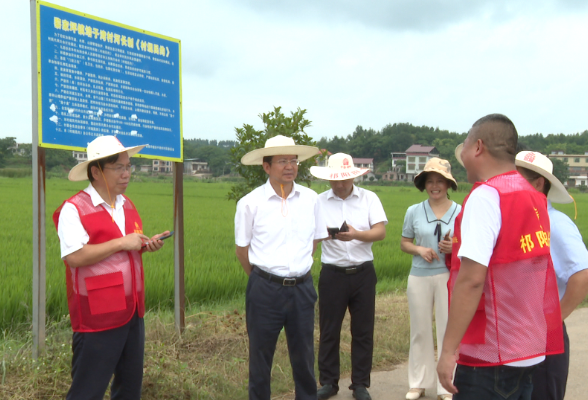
[438, 238, 452, 254]
[142, 231, 170, 253]
[437, 351, 458, 394]
[418, 247, 440, 263]
[335, 224, 357, 241]
[119, 233, 150, 251]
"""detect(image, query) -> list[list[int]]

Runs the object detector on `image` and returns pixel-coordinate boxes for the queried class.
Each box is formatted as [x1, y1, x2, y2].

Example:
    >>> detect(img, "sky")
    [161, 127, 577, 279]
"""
[3, 0, 588, 145]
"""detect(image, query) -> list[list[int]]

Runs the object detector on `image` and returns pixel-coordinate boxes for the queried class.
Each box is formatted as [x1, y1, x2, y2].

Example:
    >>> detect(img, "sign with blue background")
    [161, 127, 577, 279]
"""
[36, 1, 182, 161]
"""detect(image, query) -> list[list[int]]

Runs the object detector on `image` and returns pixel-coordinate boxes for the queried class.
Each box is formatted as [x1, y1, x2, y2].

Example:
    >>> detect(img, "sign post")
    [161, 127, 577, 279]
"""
[31, 0, 184, 357]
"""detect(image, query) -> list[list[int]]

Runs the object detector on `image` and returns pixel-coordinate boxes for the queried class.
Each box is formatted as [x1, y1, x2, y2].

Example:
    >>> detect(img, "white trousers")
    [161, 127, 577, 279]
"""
[407, 272, 450, 396]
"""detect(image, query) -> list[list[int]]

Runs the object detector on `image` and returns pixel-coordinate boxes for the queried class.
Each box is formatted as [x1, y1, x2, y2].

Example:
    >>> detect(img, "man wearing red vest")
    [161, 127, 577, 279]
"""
[53, 135, 169, 400]
[437, 114, 563, 400]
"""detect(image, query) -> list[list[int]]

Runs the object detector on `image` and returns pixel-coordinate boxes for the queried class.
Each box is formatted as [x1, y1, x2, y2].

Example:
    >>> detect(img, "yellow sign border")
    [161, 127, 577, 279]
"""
[35, 0, 183, 162]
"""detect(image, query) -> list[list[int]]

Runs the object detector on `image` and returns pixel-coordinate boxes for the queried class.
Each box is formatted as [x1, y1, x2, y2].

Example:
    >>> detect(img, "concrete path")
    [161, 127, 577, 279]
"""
[329, 308, 588, 400]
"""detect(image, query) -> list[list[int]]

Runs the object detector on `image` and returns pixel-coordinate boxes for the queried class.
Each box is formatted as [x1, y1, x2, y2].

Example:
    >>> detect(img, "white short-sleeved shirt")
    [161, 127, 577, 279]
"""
[457, 183, 543, 367]
[235, 180, 328, 277]
[318, 186, 387, 266]
[58, 183, 126, 259]
[548, 201, 588, 300]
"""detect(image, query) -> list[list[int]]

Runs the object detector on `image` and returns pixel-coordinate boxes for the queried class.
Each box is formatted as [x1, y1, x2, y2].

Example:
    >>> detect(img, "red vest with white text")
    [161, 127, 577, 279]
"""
[53, 191, 145, 332]
[449, 171, 563, 366]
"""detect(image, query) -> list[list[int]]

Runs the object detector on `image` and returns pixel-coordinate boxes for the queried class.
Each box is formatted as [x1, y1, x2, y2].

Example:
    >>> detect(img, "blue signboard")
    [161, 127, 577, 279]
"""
[35, 1, 182, 161]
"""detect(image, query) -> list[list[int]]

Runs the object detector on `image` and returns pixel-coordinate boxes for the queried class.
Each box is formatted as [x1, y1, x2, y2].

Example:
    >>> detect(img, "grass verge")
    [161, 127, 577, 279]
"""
[1, 293, 410, 399]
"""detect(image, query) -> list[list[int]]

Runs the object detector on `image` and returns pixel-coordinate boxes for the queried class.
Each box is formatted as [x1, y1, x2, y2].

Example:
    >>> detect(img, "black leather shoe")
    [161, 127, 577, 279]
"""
[317, 384, 339, 400]
[353, 386, 372, 400]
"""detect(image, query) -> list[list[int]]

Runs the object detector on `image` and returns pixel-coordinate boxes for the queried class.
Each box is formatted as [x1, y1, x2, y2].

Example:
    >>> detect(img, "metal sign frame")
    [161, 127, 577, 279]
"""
[30, 0, 185, 359]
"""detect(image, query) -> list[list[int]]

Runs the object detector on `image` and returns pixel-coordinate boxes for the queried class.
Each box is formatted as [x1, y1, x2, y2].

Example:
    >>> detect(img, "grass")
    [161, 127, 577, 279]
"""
[1, 293, 410, 399]
[2, 176, 588, 398]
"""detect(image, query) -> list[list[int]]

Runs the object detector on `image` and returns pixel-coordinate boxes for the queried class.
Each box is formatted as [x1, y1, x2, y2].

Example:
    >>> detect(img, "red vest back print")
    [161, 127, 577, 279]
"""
[53, 191, 145, 332]
[449, 171, 563, 366]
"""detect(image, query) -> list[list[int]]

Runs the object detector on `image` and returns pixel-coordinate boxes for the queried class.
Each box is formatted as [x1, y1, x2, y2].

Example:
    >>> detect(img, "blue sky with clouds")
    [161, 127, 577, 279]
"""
[3, 0, 588, 144]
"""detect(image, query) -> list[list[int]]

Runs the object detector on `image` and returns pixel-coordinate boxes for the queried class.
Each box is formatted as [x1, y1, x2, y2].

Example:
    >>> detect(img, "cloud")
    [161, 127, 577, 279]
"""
[231, 0, 588, 32]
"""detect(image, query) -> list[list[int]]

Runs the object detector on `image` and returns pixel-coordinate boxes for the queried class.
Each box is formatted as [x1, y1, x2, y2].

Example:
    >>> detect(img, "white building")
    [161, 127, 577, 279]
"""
[404, 145, 439, 181]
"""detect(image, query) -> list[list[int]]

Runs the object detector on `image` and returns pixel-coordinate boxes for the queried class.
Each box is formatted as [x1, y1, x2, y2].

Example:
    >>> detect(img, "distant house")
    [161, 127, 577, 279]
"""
[568, 176, 588, 188]
[183, 158, 211, 176]
[72, 151, 88, 165]
[153, 159, 173, 173]
[548, 151, 588, 181]
[352, 157, 376, 182]
[404, 145, 439, 181]
[9, 143, 28, 156]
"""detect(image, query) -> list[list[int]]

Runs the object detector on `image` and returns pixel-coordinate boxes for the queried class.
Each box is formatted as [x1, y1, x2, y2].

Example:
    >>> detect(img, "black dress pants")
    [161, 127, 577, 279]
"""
[67, 311, 145, 400]
[318, 262, 377, 390]
[246, 269, 318, 400]
[531, 322, 570, 400]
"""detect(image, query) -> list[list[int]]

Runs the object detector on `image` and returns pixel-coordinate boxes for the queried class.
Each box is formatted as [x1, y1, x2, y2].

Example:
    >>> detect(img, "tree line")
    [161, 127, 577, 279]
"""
[2, 120, 585, 183]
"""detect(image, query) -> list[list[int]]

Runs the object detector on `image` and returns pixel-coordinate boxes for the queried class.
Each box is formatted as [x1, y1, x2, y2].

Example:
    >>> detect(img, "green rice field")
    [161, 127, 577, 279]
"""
[1, 176, 587, 330]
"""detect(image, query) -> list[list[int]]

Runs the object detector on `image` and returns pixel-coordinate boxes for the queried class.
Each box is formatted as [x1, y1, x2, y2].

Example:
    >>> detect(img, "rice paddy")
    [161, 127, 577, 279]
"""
[1, 176, 587, 331]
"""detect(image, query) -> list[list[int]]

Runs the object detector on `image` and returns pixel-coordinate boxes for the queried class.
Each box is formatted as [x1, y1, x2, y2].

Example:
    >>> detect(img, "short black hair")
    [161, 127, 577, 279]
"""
[87, 153, 121, 182]
[470, 113, 518, 162]
[518, 166, 552, 196]
[262, 155, 273, 165]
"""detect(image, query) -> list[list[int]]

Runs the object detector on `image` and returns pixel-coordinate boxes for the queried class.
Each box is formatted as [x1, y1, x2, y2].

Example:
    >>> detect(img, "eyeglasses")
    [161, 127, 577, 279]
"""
[103, 164, 132, 174]
[274, 158, 300, 167]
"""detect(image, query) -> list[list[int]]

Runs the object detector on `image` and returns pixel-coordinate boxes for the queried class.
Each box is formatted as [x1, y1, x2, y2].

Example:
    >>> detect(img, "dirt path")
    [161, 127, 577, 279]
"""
[329, 308, 588, 400]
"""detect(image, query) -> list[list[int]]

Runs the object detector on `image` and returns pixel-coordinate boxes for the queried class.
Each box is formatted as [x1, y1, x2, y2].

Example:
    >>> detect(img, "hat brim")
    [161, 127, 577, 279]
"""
[310, 166, 369, 181]
[414, 170, 458, 191]
[241, 145, 320, 165]
[515, 159, 573, 204]
[455, 143, 464, 167]
[68, 145, 146, 181]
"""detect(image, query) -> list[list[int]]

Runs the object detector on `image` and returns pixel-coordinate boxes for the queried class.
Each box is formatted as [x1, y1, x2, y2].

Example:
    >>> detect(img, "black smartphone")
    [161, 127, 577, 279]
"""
[327, 227, 340, 239]
[158, 231, 174, 241]
[142, 231, 174, 248]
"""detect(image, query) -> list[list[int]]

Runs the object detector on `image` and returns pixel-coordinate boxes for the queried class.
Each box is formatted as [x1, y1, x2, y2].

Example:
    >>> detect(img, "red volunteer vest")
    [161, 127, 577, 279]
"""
[449, 171, 563, 366]
[53, 191, 145, 332]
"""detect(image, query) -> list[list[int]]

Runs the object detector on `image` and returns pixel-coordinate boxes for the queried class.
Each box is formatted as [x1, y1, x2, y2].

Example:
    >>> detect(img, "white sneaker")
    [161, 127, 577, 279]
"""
[406, 388, 425, 400]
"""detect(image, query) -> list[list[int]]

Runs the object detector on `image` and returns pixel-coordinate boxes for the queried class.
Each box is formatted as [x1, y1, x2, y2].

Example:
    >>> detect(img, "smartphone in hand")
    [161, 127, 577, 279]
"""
[142, 231, 174, 248]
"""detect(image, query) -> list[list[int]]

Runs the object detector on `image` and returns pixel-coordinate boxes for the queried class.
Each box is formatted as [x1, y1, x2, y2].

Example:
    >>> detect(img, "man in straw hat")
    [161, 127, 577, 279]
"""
[309, 153, 387, 400]
[516, 151, 588, 400]
[234, 135, 328, 400]
[437, 114, 563, 399]
[53, 135, 170, 400]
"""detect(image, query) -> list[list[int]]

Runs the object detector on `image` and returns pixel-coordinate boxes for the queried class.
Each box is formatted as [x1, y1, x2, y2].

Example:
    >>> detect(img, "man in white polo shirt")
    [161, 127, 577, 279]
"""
[234, 135, 328, 400]
[437, 114, 563, 400]
[310, 153, 387, 400]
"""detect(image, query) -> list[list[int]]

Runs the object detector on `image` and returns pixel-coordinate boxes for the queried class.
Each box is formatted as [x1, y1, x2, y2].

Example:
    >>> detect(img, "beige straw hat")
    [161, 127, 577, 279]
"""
[515, 151, 572, 204]
[240, 135, 320, 165]
[309, 153, 369, 181]
[454, 143, 465, 167]
[68, 136, 146, 181]
[414, 157, 458, 191]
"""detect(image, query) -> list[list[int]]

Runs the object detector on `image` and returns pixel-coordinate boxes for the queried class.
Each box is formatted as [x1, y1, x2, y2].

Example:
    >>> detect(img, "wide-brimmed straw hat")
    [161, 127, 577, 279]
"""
[240, 135, 320, 165]
[414, 157, 458, 191]
[68, 136, 146, 181]
[515, 151, 572, 204]
[310, 153, 369, 181]
[454, 143, 465, 167]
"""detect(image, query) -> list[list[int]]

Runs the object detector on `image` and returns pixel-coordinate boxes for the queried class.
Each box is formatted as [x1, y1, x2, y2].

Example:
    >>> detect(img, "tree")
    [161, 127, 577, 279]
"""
[0, 137, 16, 168]
[45, 148, 77, 169]
[228, 107, 317, 202]
[552, 158, 569, 184]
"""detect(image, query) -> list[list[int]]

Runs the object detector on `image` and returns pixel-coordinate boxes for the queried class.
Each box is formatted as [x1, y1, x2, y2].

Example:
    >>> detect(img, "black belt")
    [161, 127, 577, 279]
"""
[322, 260, 373, 275]
[252, 266, 311, 286]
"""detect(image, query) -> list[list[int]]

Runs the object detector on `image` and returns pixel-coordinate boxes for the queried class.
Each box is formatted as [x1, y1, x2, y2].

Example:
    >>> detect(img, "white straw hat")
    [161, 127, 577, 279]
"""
[240, 135, 320, 165]
[68, 136, 146, 181]
[310, 153, 369, 181]
[515, 151, 572, 204]
[455, 143, 465, 167]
